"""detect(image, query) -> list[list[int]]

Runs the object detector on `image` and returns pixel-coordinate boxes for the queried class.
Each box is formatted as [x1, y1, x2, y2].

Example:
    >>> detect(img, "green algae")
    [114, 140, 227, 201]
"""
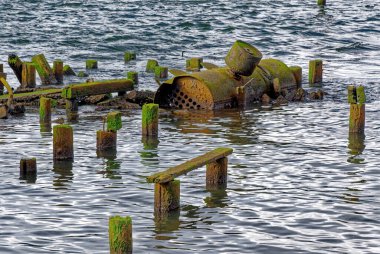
[356, 85, 366, 104]
[63, 65, 76, 76]
[107, 111, 122, 132]
[142, 103, 158, 128]
[146, 59, 159, 73]
[154, 66, 168, 79]
[126, 71, 138, 84]
[109, 216, 132, 254]
[86, 59, 98, 69]
[124, 51, 136, 62]
[39, 97, 51, 123]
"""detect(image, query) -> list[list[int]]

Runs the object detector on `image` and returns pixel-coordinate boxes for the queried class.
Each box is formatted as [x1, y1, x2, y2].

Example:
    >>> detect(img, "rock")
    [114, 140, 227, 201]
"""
[309, 89, 324, 100]
[293, 88, 307, 102]
[9, 104, 25, 115]
[95, 101, 140, 111]
[125, 90, 154, 106]
[261, 94, 271, 104]
[273, 95, 288, 106]
[77, 71, 89, 77]
[82, 94, 111, 105]
[0, 105, 8, 119]
[284, 89, 296, 101]
[53, 117, 65, 124]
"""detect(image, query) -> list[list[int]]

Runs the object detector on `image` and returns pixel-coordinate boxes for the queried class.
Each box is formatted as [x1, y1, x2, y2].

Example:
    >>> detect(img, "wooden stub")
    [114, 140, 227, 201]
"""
[63, 65, 76, 76]
[142, 103, 159, 137]
[53, 124, 74, 160]
[39, 97, 51, 124]
[124, 51, 136, 62]
[109, 216, 132, 254]
[186, 57, 203, 71]
[86, 59, 98, 69]
[127, 71, 138, 85]
[206, 157, 228, 189]
[21, 62, 36, 89]
[8, 54, 23, 84]
[65, 99, 78, 122]
[309, 59, 323, 84]
[154, 180, 180, 214]
[348, 85, 365, 134]
[289, 66, 302, 88]
[147, 147, 233, 183]
[20, 158, 37, 181]
[61, 79, 134, 99]
[317, 0, 326, 5]
[53, 60, 64, 84]
[32, 54, 57, 85]
[154, 66, 168, 79]
[97, 130, 117, 151]
[107, 111, 122, 132]
[146, 59, 159, 73]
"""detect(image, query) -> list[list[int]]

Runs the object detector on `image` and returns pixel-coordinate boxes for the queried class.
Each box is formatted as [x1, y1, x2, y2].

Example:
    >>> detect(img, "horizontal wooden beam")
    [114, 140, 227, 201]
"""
[147, 147, 233, 183]
[62, 79, 134, 99]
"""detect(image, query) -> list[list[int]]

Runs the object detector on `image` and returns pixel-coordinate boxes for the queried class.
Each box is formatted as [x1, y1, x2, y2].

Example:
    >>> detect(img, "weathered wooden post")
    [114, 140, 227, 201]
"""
[0, 64, 3, 73]
[290, 66, 302, 88]
[109, 216, 132, 254]
[155, 180, 180, 214]
[20, 158, 37, 182]
[53, 124, 74, 161]
[63, 65, 76, 76]
[32, 54, 57, 85]
[39, 97, 52, 124]
[206, 157, 228, 189]
[309, 59, 323, 85]
[97, 111, 122, 152]
[65, 99, 79, 122]
[154, 66, 168, 79]
[317, 0, 326, 6]
[146, 59, 159, 73]
[124, 51, 136, 62]
[8, 54, 23, 84]
[348, 85, 365, 133]
[53, 59, 64, 84]
[127, 71, 138, 85]
[21, 62, 36, 89]
[186, 57, 203, 71]
[86, 59, 98, 69]
[142, 103, 159, 137]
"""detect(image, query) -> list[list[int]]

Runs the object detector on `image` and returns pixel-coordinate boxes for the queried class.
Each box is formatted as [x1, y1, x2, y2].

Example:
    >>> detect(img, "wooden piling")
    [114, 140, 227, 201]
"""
[65, 99, 79, 121]
[309, 59, 323, 84]
[63, 65, 76, 76]
[186, 57, 203, 71]
[21, 62, 36, 89]
[53, 60, 64, 84]
[20, 158, 37, 180]
[0, 64, 3, 73]
[107, 111, 122, 132]
[124, 51, 136, 62]
[32, 54, 57, 85]
[206, 157, 228, 189]
[86, 59, 98, 69]
[154, 180, 180, 214]
[109, 216, 132, 254]
[289, 66, 302, 88]
[142, 103, 159, 137]
[127, 71, 138, 85]
[154, 66, 168, 79]
[317, 0, 326, 6]
[53, 124, 74, 160]
[39, 97, 52, 124]
[97, 130, 117, 151]
[146, 59, 159, 73]
[0, 72, 6, 95]
[348, 85, 365, 133]
[8, 54, 23, 84]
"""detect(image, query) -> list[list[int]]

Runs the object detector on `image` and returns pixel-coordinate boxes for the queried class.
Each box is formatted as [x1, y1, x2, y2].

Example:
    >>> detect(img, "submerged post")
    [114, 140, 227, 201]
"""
[53, 59, 64, 84]
[20, 158, 37, 181]
[21, 62, 36, 89]
[124, 51, 136, 62]
[206, 157, 228, 189]
[39, 97, 52, 124]
[317, 0, 326, 6]
[142, 103, 159, 137]
[348, 85, 365, 133]
[109, 216, 132, 254]
[309, 59, 323, 85]
[53, 124, 74, 160]
[155, 180, 180, 214]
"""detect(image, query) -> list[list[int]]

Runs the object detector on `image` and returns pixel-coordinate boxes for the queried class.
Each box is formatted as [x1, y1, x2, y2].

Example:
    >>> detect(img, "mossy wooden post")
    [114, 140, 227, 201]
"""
[124, 51, 136, 62]
[66, 99, 79, 121]
[0, 64, 3, 73]
[289, 66, 302, 88]
[186, 57, 203, 71]
[109, 216, 132, 254]
[32, 54, 57, 85]
[20, 158, 37, 181]
[53, 60, 64, 84]
[86, 59, 98, 69]
[155, 180, 180, 214]
[309, 59, 323, 85]
[154, 66, 168, 79]
[8, 54, 23, 84]
[142, 103, 159, 137]
[21, 62, 36, 89]
[317, 0, 326, 6]
[348, 85, 365, 134]
[97, 111, 122, 151]
[39, 97, 52, 124]
[53, 124, 74, 160]
[107, 111, 122, 132]
[63, 65, 76, 76]
[206, 157, 228, 189]
[146, 59, 159, 73]
[127, 71, 138, 85]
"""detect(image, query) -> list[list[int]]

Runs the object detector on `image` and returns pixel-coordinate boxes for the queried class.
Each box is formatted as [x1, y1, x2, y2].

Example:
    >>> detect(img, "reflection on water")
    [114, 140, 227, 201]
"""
[140, 137, 159, 167]
[52, 160, 73, 189]
[347, 133, 365, 164]
[97, 151, 122, 179]
[154, 209, 180, 240]
[39, 123, 52, 133]
[204, 186, 229, 208]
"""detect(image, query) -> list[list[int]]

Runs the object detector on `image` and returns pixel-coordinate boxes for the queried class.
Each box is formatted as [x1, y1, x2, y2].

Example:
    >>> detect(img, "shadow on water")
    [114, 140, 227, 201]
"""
[347, 133, 365, 164]
[96, 149, 122, 179]
[52, 160, 73, 190]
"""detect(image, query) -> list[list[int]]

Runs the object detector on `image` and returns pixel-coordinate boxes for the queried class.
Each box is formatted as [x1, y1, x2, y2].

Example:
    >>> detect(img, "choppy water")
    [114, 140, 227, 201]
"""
[0, 1, 379, 253]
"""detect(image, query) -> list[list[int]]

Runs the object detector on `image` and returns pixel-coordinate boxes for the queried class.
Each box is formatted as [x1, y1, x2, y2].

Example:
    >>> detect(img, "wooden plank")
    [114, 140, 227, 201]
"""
[147, 147, 233, 183]
[62, 79, 134, 99]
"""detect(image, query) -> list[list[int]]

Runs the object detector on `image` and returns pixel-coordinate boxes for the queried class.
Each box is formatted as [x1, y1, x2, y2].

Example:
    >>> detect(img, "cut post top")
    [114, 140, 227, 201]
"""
[146, 147, 233, 183]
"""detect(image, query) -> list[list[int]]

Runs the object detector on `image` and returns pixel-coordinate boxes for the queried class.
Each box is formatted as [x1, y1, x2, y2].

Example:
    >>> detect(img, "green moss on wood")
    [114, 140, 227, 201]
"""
[356, 86, 366, 104]
[86, 59, 98, 69]
[317, 0, 326, 5]
[347, 85, 356, 104]
[31, 54, 57, 85]
[107, 111, 122, 132]
[109, 216, 132, 254]
[308, 59, 323, 84]
[124, 51, 136, 62]
[142, 103, 158, 128]
[77, 71, 89, 77]
[39, 97, 52, 123]
[154, 66, 168, 79]
[146, 59, 159, 73]
[63, 65, 76, 76]
[186, 57, 203, 70]
[126, 71, 138, 84]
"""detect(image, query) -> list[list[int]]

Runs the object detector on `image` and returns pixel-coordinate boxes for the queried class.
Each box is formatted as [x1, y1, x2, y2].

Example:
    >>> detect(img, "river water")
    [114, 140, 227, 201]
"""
[0, 1, 379, 253]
